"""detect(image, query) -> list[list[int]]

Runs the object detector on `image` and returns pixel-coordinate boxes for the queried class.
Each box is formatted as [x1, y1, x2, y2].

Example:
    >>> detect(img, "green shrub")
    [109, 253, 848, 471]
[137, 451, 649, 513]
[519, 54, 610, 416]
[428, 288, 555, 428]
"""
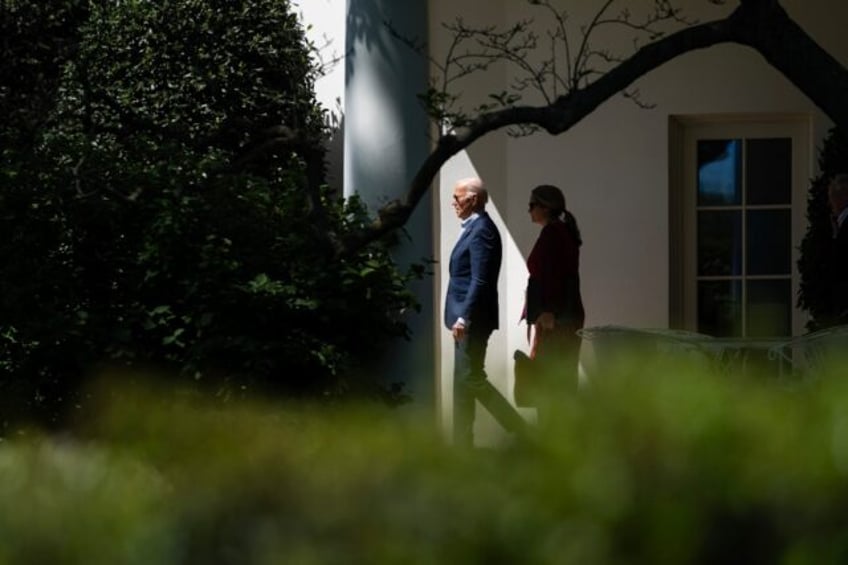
[2, 359, 848, 564]
[0, 0, 421, 428]
[798, 127, 848, 330]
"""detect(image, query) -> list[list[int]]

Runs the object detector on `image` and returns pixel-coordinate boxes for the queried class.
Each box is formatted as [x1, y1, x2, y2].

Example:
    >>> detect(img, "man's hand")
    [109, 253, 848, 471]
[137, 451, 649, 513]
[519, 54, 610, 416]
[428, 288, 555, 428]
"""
[452, 320, 467, 341]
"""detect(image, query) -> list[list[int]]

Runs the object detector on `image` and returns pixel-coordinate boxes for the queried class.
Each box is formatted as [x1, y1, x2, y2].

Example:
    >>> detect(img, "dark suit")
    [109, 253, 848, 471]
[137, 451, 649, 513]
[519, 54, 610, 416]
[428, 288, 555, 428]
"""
[445, 211, 502, 447]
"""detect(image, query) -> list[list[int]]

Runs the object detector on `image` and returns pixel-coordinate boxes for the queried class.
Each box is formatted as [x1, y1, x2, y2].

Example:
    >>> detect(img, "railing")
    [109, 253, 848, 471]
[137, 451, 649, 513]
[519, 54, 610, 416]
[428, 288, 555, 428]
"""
[767, 325, 848, 379]
[578, 324, 848, 380]
[693, 336, 791, 378]
[577, 325, 717, 377]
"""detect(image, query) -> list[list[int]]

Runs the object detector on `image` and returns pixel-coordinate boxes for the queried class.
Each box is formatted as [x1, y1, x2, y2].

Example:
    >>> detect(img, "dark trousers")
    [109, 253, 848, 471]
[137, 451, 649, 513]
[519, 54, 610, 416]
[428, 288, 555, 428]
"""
[533, 326, 581, 429]
[453, 327, 528, 447]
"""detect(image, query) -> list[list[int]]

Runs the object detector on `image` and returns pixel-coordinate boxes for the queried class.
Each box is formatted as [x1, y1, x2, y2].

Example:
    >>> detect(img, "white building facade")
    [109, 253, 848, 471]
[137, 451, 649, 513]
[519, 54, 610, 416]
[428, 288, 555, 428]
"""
[302, 0, 848, 445]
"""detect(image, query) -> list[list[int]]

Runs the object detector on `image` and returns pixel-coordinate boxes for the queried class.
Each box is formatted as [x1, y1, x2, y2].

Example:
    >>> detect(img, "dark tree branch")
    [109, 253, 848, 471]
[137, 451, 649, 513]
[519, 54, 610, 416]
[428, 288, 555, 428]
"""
[341, 11, 739, 254]
[340, 0, 848, 258]
[731, 0, 848, 131]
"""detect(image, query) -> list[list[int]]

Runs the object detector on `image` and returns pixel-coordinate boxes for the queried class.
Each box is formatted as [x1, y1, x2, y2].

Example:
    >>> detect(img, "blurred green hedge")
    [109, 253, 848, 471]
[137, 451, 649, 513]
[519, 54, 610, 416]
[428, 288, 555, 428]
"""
[2, 357, 848, 564]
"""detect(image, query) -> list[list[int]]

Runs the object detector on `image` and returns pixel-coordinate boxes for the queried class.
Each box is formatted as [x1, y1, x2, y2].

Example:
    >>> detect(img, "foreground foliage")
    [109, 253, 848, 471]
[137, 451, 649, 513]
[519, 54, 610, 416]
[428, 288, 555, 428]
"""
[3, 358, 848, 564]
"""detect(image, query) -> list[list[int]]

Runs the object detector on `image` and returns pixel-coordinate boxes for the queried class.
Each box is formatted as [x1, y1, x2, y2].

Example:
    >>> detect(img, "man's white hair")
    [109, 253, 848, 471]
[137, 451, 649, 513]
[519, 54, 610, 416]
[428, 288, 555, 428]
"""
[455, 177, 488, 206]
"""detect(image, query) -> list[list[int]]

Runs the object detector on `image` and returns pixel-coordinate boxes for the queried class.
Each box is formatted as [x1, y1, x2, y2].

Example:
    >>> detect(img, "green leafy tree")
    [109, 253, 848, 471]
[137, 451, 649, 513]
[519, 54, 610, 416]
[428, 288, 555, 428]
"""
[0, 0, 420, 428]
[798, 128, 848, 330]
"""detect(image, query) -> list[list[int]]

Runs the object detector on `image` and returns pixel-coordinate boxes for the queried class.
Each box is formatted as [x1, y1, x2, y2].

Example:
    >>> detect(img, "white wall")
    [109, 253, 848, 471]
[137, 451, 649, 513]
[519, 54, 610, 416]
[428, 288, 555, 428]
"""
[431, 0, 848, 445]
[301, 0, 848, 445]
[498, 0, 846, 329]
[298, 0, 436, 410]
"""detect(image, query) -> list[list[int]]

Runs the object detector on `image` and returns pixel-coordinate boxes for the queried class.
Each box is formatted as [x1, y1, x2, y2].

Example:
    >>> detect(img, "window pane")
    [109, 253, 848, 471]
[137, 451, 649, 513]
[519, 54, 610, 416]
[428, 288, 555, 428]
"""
[698, 280, 742, 337]
[746, 138, 791, 205]
[746, 279, 791, 337]
[698, 139, 742, 206]
[746, 209, 791, 275]
[698, 210, 742, 276]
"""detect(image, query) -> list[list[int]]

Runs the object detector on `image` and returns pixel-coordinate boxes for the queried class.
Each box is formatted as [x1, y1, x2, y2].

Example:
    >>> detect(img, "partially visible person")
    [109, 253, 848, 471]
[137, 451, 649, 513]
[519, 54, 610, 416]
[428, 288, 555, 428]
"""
[522, 184, 585, 425]
[828, 174, 848, 322]
[444, 177, 503, 448]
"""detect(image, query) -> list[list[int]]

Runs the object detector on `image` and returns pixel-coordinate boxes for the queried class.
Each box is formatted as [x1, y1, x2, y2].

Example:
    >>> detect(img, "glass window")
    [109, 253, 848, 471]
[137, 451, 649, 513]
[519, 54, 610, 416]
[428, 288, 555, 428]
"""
[746, 209, 791, 275]
[698, 210, 742, 276]
[746, 138, 791, 205]
[697, 139, 742, 206]
[698, 280, 743, 337]
[746, 279, 791, 337]
[691, 133, 794, 337]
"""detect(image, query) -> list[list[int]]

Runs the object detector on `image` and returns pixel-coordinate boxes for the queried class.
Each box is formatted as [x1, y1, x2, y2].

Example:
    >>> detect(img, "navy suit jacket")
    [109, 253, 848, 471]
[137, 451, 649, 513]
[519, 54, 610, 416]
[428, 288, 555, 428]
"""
[444, 211, 502, 332]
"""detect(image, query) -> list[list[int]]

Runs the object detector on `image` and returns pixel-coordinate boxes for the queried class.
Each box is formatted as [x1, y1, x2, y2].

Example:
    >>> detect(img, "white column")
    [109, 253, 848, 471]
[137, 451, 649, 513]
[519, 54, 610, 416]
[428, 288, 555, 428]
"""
[345, 0, 435, 408]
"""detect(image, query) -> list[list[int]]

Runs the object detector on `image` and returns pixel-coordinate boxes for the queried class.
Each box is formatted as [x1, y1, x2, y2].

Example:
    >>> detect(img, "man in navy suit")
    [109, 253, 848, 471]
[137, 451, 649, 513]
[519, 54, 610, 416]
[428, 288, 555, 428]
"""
[445, 178, 503, 447]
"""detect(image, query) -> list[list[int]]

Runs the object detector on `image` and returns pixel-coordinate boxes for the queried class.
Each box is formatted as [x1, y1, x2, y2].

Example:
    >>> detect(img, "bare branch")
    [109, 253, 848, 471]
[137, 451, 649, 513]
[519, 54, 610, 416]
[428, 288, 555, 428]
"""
[622, 87, 657, 110]
[341, 11, 742, 255]
[309, 34, 347, 80]
[472, 23, 552, 104]
[533, 0, 574, 91]
[393, 0, 702, 130]
[573, 0, 697, 88]
[342, 0, 848, 259]
[573, 0, 617, 88]
[392, 17, 556, 129]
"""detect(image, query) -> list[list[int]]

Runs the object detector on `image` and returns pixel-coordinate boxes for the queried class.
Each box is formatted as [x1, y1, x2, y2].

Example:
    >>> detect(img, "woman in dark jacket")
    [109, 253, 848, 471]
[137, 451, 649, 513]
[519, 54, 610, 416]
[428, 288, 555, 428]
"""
[523, 184, 585, 423]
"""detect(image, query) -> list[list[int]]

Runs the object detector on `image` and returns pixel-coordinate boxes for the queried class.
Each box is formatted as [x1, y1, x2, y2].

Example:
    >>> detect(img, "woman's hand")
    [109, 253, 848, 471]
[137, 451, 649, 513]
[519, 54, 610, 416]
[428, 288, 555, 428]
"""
[536, 312, 555, 330]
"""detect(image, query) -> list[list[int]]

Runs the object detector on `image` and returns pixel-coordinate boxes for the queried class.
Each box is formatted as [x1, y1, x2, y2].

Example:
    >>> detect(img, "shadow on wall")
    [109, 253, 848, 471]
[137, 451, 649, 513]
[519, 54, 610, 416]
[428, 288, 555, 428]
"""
[346, 0, 428, 82]
[346, 0, 391, 81]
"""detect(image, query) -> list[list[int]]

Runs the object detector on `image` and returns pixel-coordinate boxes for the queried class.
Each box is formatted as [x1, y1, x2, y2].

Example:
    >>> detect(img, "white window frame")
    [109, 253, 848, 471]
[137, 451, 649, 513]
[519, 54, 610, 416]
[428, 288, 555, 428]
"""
[669, 114, 812, 337]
